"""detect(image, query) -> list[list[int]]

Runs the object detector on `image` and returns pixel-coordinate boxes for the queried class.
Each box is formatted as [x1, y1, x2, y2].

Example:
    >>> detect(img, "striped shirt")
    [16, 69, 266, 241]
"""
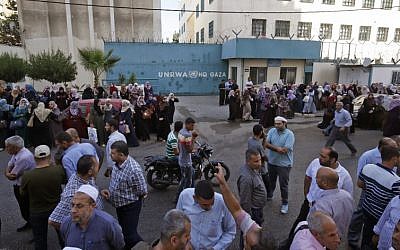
[109, 156, 147, 208]
[166, 131, 178, 159]
[360, 163, 400, 220]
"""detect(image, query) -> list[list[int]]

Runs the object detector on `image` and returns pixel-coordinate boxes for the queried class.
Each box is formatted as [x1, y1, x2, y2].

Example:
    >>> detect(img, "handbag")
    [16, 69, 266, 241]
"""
[10, 119, 24, 130]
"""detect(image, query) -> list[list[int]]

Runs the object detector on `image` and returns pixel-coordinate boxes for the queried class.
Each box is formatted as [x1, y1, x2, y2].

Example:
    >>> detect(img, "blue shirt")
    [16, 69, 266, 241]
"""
[374, 196, 400, 249]
[176, 188, 236, 250]
[8, 147, 36, 186]
[357, 147, 381, 176]
[267, 128, 295, 167]
[334, 108, 352, 128]
[62, 143, 98, 179]
[61, 209, 125, 250]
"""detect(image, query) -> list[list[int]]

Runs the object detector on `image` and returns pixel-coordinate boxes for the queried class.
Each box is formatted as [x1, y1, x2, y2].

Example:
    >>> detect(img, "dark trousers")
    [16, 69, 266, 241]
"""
[240, 207, 264, 249]
[13, 185, 30, 223]
[348, 190, 365, 247]
[116, 199, 143, 249]
[219, 90, 225, 105]
[31, 210, 52, 250]
[288, 199, 310, 238]
[361, 211, 378, 250]
[176, 164, 194, 198]
[268, 164, 291, 205]
[325, 126, 357, 153]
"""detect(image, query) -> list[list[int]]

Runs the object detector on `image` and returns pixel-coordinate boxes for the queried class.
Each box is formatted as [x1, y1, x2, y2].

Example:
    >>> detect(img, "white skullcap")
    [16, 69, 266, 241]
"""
[76, 185, 98, 202]
[274, 116, 287, 123]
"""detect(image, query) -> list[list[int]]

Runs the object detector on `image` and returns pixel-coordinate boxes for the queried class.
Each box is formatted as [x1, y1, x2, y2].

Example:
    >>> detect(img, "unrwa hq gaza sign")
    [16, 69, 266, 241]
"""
[158, 71, 227, 78]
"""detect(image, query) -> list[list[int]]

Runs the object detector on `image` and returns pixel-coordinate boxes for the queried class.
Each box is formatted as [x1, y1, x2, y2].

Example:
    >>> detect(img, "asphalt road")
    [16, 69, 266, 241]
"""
[0, 96, 382, 249]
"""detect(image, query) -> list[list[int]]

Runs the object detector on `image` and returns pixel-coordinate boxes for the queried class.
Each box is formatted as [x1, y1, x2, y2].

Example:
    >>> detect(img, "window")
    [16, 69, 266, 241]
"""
[381, 0, 392, 8]
[252, 19, 266, 36]
[358, 26, 371, 41]
[297, 22, 312, 38]
[280, 67, 297, 84]
[377, 27, 389, 41]
[201, 0, 205, 11]
[209, 21, 214, 38]
[200, 28, 204, 43]
[322, 0, 335, 5]
[231, 67, 237, 82]
[394, 28, 400, 42]
[392, 71, 400, 84]
[339, 25, 352, 40]
[362, 0, 375, 7]
[319, 23, 333, 39]
[250, 67, 267, 84]
[196, 5, 199, 18]
[343, 0, 355, 6]
[209, 0, 214, 3]
[300, 0, 314, 3]
[275, 20, 290, 37]
[196, 32, 199, 43]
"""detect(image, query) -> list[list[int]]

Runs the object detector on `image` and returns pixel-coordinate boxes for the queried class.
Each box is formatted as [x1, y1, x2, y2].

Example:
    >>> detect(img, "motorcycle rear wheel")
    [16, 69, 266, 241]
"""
[203, 162, 230, 186]
[147, 168, 170, 190]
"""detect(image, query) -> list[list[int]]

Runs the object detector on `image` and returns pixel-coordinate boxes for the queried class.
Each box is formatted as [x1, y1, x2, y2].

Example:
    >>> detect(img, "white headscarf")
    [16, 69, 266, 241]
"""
[34, 102, 52, 123]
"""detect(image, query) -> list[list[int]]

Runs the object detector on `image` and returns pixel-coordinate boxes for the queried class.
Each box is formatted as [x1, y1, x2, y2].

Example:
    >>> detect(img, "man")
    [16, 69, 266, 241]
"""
[104, 119, 127, 176]
[4, 135, 36, 232]
[373, 196, 400, 249]
[265, 116, 295, 214]
[166, 121, 183, 159]
[358, 145, 400, 248]
[176, 117, 198, 200]
[55, 132, 98, 179]
[219, 80, 226, 106]
[176, 180, 236, 249]
[290, 211, 341, 250]
[101, 141, 147, 249]
[289, 147, 353, 238]
[391, 219, 400, 250]
[20, 145, 66, 250]
[224, 79, 232, 105]
[309, 167, 354, 238]
[325, 101, 357, 155]
[61, 185, 125, 250]
[49, 155, 103, 232]
[66, 128, 105, 167]
[247, 124, 268, 187]
[348, 137, 398, 249]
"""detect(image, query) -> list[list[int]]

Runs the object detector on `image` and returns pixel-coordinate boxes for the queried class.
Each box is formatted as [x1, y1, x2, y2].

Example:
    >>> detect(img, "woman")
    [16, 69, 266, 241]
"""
[62, 101, 88, 139]
[241, 89, 253, 121]
[104, 99, 119, 123]
[0, 99, 13, 150]
[120, 84, 130, 100]
[383, 97, 400, 137]
[227, 90, 236, 121]
[358, 94, 376, 129]
[277, 96, 290, 118]
[55, 87, 69, 111]
[167, 93, 179, 124]
[156, 97, 170, 141]
[89, 99, 106, 146]
[302, 87, 317, 114]
[48, 101, 64, 146]
[29, 102, 52, 147]
[134, 98, 151, 141]
[7, 88, 21, 108]
[120, 100, 139, 147]
[12, 98, 29, 142]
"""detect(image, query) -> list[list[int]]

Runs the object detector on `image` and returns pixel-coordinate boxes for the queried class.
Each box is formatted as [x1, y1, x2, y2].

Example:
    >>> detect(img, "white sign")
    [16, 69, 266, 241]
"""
[158, 71, 227, 78]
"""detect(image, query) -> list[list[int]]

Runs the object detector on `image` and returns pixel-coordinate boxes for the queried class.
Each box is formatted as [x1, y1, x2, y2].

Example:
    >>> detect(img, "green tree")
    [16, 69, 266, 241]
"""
[0, 52, 26, 82]
[127, 72, 137, 84]
[118, 73, 126, 85]
[0, 0, 21, 46]
[78, 48, 120, 88]
[172, 31, 180, 43]
[27, 49, 77, 84]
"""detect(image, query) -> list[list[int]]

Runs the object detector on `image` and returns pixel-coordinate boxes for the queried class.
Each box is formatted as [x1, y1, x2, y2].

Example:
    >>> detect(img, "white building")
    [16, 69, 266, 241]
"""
[179, 0, 400, 86]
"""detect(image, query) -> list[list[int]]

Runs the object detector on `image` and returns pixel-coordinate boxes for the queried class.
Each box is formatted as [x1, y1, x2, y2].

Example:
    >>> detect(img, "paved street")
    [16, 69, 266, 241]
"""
[0, 96, 382, 249]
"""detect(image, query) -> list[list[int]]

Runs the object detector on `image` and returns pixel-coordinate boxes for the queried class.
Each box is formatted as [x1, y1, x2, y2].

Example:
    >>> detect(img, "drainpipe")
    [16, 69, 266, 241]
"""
[241, 58, 245, 91]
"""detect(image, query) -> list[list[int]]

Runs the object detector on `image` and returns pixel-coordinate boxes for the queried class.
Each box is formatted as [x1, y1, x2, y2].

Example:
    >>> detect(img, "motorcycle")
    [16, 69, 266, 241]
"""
[144, 141, 230, 190]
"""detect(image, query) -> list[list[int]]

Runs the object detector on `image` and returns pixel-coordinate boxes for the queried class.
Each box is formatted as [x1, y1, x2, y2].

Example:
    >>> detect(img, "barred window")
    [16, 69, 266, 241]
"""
[300, 0, 314, 3]
[209, 21, 214, 38]
[362, 0, 375, 7]
[319, 23, 333, 39]
[200, 28, 204, 43]
[275, 20, 290, 37]
[381, 0, 392, 9]
[339, 25, 352, 40]
[377, 27, 389, 41]
[322, 0, 335, 5]
[343, 0, 355, 6]
[196, 5, 199, 18]
[196, 32, 199, 43]
[297, 22, 312, 38]
[252, 19, 266, 36]
[358, 26, 371, 41]
[394, 28, 400, 42]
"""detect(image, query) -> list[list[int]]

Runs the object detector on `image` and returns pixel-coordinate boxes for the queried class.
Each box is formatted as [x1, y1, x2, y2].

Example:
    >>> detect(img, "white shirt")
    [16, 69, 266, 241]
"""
[106, 131, 127, 169]
[306, 158, 354, 202]
[290, 221, 325, 250]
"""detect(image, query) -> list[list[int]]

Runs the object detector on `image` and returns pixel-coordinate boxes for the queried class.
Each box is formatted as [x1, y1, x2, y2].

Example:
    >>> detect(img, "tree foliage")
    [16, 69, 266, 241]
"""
[27, 49, 77, 84]
[0, 0, 21, 46]
[0, 52, 26, 82]
[127, 73, 137, 84]
[78, 48, 120, 87]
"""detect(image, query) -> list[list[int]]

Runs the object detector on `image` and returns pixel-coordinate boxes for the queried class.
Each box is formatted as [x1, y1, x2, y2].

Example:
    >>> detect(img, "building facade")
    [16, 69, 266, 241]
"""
[17, 0, 161, 84]
[179, 0, 400, 85]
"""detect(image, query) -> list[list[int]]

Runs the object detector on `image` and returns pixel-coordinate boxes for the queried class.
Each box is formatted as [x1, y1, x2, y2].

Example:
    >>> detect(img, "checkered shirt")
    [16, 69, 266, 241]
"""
[109, 156, 147, 208]
[49, 174, 104, 224]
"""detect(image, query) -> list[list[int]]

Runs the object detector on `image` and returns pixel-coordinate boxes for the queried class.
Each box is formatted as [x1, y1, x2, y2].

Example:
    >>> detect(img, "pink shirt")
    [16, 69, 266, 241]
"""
[290, 222, 325, 250]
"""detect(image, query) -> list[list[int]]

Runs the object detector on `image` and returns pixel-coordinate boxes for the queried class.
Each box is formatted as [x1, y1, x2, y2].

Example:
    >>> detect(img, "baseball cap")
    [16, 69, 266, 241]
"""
[34, 145, 51, 159]
[76, 184, 99, 202]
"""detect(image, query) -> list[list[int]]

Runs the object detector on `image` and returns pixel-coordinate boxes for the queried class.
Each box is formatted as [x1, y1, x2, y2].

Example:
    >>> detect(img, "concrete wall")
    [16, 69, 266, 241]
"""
[338, 67, 370, 85]
[312, 62, 338, 83]
[371, 66, 400, 84]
